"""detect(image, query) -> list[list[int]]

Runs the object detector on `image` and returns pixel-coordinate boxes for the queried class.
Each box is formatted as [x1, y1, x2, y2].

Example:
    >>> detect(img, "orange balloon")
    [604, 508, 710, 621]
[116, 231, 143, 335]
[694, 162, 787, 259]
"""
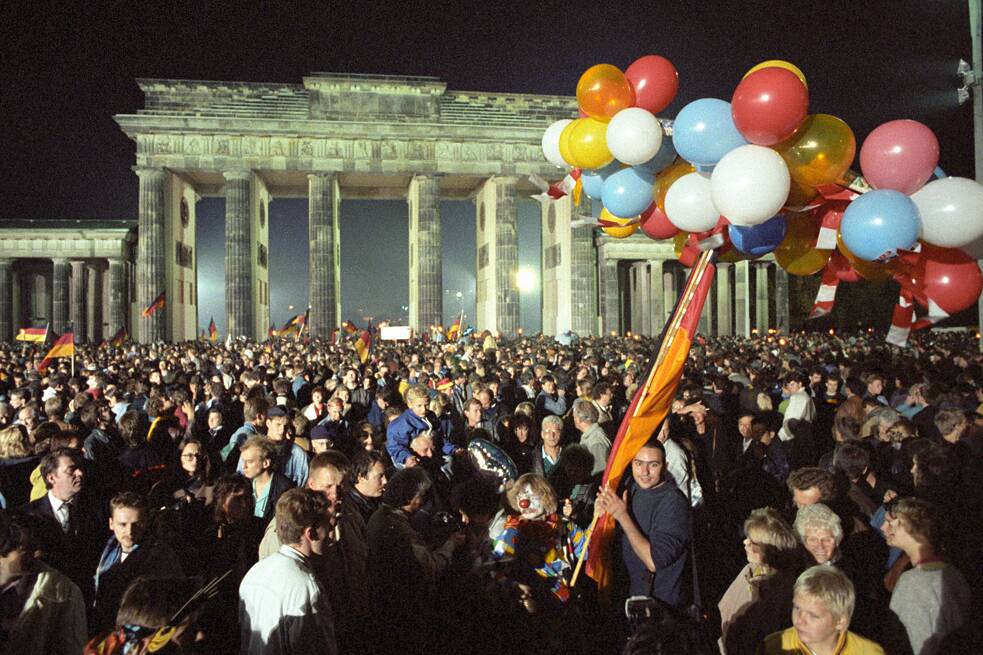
[784, 180, 820, 210]
[836, 233, 894, 281]
[672, 231, 689, 257]
[773, 114, 856, 189]
[577, 64, 635, 121]
[599, 209, 638, 238]
[774, 211, 832, 275]
[654, 159, 696, 212]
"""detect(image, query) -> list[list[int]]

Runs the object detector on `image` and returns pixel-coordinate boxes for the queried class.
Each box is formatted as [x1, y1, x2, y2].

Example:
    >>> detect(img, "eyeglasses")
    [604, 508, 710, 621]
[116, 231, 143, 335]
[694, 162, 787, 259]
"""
[181, 453, 203, 460]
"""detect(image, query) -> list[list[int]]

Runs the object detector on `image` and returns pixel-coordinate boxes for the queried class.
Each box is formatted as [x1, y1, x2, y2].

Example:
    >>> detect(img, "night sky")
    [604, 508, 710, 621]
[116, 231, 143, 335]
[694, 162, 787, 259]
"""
[1, 1, 974, 333]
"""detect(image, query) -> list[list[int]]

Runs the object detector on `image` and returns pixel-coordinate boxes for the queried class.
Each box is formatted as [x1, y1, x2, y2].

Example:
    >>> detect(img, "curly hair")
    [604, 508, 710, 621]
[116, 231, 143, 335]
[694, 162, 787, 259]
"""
[505, 473, 558, 517]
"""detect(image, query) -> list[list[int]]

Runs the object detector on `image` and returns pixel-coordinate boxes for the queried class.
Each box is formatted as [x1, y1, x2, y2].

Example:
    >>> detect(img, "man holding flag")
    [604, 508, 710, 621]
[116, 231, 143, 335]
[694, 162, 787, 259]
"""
[576, 249, 716, 609]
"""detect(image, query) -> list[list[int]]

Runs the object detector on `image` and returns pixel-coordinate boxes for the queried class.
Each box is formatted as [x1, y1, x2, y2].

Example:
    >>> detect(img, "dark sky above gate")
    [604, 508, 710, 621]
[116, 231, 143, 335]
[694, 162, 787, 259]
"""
[0, 1, 974, 332]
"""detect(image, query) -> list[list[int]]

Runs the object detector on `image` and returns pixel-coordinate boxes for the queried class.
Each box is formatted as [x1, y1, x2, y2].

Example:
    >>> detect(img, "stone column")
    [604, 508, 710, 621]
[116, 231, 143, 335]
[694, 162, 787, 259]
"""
[0, 259, 11, 343]
[31, 273, 49, 326]
[734, 260, 751, 337]
[570, 225, 596, 336]
[107, 258, 126, 339]
[631, 262, 651, 335]
[136, 167, 167, 343]
[775, 265, 790, 333]
[648, 259, 665, 335]
[308, 173, 339, 339]
[716, 263, 733, 336]
[663, 269, 677, 325]
[69, 260, 86, 342]
[699, 273, 715, 336]
[599, 257, 620, 334]
[407, 175, 442, 333]
[52, 258, 69, 335]
[86, 262, 101, 343]
[493, 178, 519, 335]
[225, 171, 254, 339]
[755, 262, 771, 332]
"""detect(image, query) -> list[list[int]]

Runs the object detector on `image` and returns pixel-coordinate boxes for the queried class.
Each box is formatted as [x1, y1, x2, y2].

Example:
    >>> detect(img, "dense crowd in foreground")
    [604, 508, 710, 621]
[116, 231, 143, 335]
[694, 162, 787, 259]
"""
[0, 328, 980, 655]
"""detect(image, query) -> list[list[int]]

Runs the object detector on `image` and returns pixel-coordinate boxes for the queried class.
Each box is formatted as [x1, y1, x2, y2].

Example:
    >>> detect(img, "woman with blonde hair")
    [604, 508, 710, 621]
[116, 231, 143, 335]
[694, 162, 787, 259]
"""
[718, 507, 803, 654]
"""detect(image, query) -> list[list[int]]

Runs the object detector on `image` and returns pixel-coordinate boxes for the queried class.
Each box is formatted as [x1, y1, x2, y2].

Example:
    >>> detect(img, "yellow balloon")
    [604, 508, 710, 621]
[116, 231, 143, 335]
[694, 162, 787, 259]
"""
[836, 233, 894, 281]
[567, 118, 613, 170]
[774, 211, 832, 276]
[670, 231, 688, 258]
[785, 180, 820, 209]
[600, 209, 639, 238]
[773, 114, 856, 189]
[744, 60, 808, 88]
[559, 119, 582, 167]
[654, 159, 696, 212]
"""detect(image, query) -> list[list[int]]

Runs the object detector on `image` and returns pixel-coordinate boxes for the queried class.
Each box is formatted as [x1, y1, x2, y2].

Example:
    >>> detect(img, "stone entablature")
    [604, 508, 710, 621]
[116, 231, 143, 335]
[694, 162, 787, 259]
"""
[0, 220, 136, 259]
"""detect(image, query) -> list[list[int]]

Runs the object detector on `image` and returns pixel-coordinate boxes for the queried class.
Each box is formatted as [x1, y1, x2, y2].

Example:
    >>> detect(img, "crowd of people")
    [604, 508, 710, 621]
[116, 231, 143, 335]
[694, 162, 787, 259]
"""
[0, 326, 980, 654]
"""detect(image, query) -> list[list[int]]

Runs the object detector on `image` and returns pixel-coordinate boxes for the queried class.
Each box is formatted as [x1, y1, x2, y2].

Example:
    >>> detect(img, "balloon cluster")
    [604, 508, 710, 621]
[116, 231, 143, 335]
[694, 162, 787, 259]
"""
[541, 56, 983, 333]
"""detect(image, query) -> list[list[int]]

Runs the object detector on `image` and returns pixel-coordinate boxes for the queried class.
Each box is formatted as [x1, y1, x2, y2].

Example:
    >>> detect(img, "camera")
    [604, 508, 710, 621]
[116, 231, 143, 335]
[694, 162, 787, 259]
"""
[625, 596, 660, 632]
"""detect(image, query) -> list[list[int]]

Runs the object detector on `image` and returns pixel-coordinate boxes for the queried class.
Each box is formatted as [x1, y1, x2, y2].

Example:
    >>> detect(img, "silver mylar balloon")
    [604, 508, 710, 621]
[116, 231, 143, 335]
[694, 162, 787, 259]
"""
[467, 438, 518, 487]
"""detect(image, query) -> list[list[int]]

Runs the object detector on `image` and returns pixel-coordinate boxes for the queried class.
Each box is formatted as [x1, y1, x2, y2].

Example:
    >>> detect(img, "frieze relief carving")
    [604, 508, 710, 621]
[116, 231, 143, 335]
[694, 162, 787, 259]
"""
[241, 137, 260, 157]
[354, 141, 371, 159]
[154, 135, 173, 153]
[270, 138, 289, 157]
[215, 137, 231, 155]
[299, 139, 316, 157]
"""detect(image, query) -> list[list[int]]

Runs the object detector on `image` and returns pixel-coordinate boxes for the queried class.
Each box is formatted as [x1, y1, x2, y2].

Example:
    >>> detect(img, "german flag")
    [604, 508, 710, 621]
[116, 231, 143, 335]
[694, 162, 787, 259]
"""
[109, 327, 128, 347]
[354, 321, 372, 363]
[341, 320, 358, 336]
[38, 330, 74, 372]
[579, 250, 716, 593]
[15, 325, 48, 343]
[446, 312, 463, 341]
[278, 314, 302, 338]
[296, 307, 310, 342]
[208, 317, 218, 342]
[142, 291, 165, 318]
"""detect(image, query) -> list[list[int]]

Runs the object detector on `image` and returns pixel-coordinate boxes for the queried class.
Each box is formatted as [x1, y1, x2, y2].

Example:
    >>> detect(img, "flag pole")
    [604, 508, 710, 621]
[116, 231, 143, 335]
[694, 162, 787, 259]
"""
[568, 249, 715, 589]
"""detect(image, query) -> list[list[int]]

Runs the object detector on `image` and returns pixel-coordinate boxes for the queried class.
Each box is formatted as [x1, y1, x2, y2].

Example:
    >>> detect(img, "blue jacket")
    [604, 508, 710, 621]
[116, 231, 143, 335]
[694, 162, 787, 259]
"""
[386, 410, 452, 465]
[221, 422, 260, 462]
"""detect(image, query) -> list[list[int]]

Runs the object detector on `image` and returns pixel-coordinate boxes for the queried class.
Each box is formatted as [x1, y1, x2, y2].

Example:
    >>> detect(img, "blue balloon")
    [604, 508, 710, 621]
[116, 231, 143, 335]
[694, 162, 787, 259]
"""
[672, 98, 748, 168]
[581, 161, 622, 199]
[635, 136, 677, 175]
[840, 190, 921, 262]
[729, 215, 787, 255]
[602, 167, 656, 218]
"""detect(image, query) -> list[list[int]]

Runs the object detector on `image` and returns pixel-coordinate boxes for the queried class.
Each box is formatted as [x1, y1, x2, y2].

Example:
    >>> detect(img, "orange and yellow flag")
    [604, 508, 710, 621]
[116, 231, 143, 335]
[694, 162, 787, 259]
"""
[584, 250, 716, 592]
[38, 330, 74, 372]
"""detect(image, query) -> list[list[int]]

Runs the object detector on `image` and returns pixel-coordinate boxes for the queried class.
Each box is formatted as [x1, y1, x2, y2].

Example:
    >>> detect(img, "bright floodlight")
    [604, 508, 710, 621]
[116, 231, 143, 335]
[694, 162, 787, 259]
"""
[516, 268, 536, 292]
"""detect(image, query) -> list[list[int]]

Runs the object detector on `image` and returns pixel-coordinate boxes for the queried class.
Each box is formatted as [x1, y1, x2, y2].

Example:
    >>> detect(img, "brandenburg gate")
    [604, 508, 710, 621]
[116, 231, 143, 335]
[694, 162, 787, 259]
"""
[114, 72, 586, 342]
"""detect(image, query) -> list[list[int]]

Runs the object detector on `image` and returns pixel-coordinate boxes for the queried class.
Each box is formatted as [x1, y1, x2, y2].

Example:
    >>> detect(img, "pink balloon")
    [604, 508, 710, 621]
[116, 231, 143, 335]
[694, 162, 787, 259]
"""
[859, 120, 939, 194]
[640, 203, 680, 239]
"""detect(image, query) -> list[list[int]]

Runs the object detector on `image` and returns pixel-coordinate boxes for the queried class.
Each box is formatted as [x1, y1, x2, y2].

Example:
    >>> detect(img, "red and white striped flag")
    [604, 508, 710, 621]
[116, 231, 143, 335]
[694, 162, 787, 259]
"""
[886, 291, 949, 347]
[809, 262, 841, 319]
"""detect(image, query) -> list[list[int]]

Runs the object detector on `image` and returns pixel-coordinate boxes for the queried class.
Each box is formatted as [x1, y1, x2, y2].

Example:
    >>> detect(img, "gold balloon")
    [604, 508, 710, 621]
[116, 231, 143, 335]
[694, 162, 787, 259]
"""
[785, 180, 820, 209]
[576, 64, 635, 121]
[559, 119, 582, 167]
[773, 114, 856, 189]
[774, 211, 832, 275]
[599, 209, 638, 238]
[672, 231, 689, 257]
[744, 60, 808, 88]
[836, 233, 894, 281]
[654, 159, 696, 211]
[567, 118, 613, 170]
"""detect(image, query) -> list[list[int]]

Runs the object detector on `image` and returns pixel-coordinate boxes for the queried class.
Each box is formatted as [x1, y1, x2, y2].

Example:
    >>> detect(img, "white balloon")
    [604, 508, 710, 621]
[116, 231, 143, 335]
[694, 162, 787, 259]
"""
[711, 145, 791, 226]
[541, 119, 572, 168]
[912, 177, 983, 248]
[665, 172, 719, 232]
[606, 108, 664, 166]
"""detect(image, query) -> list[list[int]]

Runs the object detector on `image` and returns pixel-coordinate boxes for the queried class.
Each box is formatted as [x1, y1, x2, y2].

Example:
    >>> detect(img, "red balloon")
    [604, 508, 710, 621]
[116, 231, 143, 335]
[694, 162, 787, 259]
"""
[640, 203, 680, 240]
[913, 245, 983, 314]
[731, 68, 809, 146]
[625, 55, 679, 114]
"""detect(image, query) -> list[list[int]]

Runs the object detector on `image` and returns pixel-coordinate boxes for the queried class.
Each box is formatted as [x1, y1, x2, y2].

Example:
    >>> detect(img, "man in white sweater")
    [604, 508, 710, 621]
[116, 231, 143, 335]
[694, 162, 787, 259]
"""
[779, 371, 815, 442]
[239, 488, 337, 655]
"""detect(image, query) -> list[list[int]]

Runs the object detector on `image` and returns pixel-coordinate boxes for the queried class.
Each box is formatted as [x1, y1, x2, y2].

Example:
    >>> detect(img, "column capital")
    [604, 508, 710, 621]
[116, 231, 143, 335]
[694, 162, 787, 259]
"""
[223, 170, 253, 183]
[716, 261, 733, 269]
[51, 257, 68, 265]
[132, 166, 167, 180]
[486, 175, 519, 185]
[307, 172, 336, 181]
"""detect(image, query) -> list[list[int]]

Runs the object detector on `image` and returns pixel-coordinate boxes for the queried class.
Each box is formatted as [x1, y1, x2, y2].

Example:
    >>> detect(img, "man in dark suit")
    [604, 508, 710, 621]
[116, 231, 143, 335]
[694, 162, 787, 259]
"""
[90, 491, 184, 633]
[25, 446, 107, 603]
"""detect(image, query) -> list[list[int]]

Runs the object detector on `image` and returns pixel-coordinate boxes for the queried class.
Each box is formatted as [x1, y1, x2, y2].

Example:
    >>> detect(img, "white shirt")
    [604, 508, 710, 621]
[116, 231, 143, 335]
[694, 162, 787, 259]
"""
[47, 492, 73, 533]
[662, 438, 703, 508]
[779, 389, 815, 441]
[239, 545, 337, 655]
